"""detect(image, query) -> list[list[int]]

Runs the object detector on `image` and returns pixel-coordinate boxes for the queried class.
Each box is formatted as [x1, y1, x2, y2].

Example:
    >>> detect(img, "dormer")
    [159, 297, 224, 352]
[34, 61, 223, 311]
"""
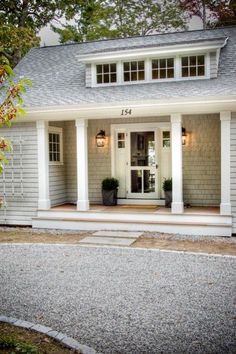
[78, 37, 228, 87]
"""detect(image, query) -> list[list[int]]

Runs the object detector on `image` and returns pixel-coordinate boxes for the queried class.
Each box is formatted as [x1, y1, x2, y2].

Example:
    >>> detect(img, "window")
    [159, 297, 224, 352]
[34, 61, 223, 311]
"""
[181, 55, 205, 77]
[123, 61, 145, 82]
[49, 127, 63, 164]
[96, 63, 117, 84]
[152, 58, 174, 80]
[117, 132, 125, 148]
[162, 131, 170, 148]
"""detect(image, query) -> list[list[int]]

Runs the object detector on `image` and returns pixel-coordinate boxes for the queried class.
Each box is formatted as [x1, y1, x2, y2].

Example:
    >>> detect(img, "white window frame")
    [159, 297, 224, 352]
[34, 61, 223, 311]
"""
[96, 63, 117, 85]
[90, 52, 210, 87]
[48, 127, 63, 165]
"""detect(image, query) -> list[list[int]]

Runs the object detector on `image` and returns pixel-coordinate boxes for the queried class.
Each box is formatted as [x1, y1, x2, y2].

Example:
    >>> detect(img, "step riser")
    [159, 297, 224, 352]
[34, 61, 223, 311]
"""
[32, 219, 232, 237]
[37, 211, 232, 225]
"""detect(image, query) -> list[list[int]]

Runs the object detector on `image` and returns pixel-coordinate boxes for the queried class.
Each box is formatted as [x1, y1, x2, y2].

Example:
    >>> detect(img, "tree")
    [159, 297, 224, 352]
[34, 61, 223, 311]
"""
[0, 56, 31, 207]
[0, 0, 68, 66]
[179, 0, 234, 29]
[215, 0, 236, 26]
[53, 0, 187, 44]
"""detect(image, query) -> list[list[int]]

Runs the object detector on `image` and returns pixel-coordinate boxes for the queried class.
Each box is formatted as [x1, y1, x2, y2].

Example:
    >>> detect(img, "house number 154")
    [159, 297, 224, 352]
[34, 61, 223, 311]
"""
[121, 108, 132, 116]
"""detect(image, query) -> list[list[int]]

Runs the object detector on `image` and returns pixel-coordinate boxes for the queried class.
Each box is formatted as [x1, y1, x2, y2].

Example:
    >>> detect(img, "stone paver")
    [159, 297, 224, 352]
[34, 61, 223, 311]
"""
[92, 231, 143, 238]
[79, 236, 136, 246]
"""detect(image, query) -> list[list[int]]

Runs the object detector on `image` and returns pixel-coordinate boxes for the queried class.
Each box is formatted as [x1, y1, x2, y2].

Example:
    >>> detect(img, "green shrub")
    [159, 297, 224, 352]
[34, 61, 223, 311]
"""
[162, 178, 172, 192]
[102, 177, 119, 190]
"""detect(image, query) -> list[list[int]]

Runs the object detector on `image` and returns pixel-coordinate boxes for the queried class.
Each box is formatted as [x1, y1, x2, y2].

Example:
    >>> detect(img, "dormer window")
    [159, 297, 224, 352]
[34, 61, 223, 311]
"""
[152, 58, 174, 80]
[123, 61, 145, 82]
[181, 55, 205, 77]
[96, 63, 117, 84]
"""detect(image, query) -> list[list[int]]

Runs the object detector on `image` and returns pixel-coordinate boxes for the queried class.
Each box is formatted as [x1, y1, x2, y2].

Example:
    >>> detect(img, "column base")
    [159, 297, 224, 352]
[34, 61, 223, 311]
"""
[77, 200, 90, 211]
[171, 202, 184, 214]
[220, 203, 231, 215]
[38, 199, 51, 209]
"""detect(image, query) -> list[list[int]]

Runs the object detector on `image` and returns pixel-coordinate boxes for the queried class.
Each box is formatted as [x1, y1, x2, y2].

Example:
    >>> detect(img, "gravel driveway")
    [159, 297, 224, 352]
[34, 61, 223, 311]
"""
[0, 244, 235, 354]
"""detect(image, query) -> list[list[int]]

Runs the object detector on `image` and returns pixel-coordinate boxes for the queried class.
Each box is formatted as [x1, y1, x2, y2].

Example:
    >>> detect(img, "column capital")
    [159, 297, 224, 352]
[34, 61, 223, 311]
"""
[36, 120, 48, 129]
[75, 118, 88, 128]
[170, 113, 182, 123]
[220, 111, 231, 121]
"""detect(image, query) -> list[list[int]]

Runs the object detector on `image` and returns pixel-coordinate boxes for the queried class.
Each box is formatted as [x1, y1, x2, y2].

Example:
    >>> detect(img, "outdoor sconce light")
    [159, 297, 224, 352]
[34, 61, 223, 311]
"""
[182, 127, 187, 145]
[96, 130, 106, 147]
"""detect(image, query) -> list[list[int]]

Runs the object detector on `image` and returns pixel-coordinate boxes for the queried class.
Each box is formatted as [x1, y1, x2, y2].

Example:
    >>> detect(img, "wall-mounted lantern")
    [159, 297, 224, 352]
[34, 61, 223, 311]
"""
[96, 130, 106, 147]
[182, 127, 187, 145]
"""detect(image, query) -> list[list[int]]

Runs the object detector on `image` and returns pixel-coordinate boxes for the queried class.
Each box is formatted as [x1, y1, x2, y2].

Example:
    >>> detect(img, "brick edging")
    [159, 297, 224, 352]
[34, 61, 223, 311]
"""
[0, 315, 98, 354]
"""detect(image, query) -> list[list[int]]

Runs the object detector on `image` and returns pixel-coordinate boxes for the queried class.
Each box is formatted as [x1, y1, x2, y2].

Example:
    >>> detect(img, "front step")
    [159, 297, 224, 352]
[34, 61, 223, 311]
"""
[32, 214, 232, 237]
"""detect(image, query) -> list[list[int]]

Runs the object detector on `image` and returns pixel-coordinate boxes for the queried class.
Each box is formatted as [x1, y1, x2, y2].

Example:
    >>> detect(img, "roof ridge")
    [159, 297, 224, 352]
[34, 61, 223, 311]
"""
[37, 25, 236, 50]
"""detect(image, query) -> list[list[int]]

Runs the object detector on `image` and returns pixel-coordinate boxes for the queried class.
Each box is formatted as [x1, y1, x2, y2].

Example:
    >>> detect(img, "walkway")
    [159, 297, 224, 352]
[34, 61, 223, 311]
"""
[0, 244, 235, 353]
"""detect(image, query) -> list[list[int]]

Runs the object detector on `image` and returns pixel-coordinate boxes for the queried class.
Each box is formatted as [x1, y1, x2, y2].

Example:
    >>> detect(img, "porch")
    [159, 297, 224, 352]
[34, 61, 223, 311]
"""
[33, 109, 232, 236]
[32, 204, 232, 236]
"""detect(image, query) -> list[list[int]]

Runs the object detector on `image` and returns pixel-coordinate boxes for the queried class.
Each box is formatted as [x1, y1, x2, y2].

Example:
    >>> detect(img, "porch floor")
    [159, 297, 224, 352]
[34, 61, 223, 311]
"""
[51, 203, 220, 215]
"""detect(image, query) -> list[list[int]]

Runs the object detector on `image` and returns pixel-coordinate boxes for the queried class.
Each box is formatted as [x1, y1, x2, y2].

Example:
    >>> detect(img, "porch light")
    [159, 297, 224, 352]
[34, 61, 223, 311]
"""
[96, 130, 106, 147]
[182, 127, 187, 145]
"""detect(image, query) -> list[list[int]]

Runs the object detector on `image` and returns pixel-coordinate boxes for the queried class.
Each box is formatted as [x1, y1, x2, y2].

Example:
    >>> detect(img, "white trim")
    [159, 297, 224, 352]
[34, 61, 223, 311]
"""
[220, 111, 231, 215]
[36, 120, 51, 209]
[77, 39, 226, 62]
[170, 113, 184, 214]
[75, 118, 90, 211]
[48, 126, 63, 165]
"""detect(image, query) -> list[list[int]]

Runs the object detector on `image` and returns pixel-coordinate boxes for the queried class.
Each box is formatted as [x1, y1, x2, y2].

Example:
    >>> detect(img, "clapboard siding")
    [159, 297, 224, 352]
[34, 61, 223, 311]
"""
[49, 122, 67, 206]
[231, 112, 236, 233]
[0, 122, 38, 225]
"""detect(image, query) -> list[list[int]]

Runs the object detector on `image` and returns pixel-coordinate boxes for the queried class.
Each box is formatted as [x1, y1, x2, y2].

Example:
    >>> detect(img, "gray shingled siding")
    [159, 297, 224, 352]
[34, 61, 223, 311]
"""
[49, 122, 67, 206]
[14, 27, 236, 108]
[183, 114, 220, 206]
[0, 122, 38, 225]
[210, 51, 218, 78]
[231, 112, 236, 233]
[85, 63, 92, 87]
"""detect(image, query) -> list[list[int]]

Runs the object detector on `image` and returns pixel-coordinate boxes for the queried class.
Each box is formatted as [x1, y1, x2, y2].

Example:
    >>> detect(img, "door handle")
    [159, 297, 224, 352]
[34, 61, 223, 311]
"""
[156, 164, 158, 169]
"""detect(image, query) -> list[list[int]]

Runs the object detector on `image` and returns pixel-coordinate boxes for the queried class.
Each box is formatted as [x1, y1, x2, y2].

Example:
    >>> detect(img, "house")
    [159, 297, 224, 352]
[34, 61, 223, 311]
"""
[0, 27, 235, 236]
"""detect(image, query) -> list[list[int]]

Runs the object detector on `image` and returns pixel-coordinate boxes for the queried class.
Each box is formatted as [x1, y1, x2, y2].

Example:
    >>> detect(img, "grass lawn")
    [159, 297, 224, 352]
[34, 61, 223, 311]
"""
[0, 323, 80, 354]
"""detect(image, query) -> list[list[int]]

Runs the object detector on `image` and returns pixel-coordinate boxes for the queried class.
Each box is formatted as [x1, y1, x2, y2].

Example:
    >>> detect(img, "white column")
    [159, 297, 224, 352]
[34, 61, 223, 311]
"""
[171, 113, 184, 214]
[76, 118, 89, 210]
[36, 120, 50, 209]
[220, 111, 231, 215]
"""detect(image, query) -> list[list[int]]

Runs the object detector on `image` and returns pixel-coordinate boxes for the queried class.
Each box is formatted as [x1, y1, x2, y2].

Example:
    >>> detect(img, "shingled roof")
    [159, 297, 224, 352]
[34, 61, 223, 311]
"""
[15, 27, 236, 108]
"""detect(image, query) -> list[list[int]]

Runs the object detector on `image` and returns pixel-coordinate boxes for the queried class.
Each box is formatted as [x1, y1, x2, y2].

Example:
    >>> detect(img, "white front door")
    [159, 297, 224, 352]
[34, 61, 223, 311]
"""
[112, 122, 171, 201]
[127, 130, 158, 199]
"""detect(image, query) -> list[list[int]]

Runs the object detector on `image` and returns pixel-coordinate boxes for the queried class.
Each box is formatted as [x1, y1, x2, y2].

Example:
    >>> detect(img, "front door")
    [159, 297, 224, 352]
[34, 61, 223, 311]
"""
[127, 130, 158, 199]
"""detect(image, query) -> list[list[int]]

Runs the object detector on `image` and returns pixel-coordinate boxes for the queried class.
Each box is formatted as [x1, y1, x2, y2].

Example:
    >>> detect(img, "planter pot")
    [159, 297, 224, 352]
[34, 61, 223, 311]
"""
[164, 191, 172, 208]
[102, 189, 118, 206]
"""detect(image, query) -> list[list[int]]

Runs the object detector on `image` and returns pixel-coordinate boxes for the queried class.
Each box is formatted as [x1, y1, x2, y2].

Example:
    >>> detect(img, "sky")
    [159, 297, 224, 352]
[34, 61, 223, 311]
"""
[38, 17, 203, 47]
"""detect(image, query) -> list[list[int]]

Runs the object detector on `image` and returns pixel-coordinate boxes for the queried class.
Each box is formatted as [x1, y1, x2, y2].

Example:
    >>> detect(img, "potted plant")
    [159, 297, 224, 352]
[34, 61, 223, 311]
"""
[162, 178, 172, 208]
[102, 177, 119, 206]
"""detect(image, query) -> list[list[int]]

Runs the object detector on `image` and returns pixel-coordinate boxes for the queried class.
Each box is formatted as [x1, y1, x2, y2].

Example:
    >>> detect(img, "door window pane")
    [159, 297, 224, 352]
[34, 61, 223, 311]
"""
[130, 131, 155, 166]
[144, 170, 155, 193]
[131, 170, 142, 193]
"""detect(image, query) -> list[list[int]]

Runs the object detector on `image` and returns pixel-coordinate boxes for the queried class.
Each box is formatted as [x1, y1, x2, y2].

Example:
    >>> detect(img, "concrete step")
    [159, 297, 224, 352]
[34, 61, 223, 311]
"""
[32, 216, 232, 237]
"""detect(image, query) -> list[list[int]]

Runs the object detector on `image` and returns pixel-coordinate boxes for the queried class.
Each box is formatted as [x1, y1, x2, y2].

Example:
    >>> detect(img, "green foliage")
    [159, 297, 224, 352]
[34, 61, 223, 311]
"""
[0, 335, 39, 353]
[0, 57, 31, 205]
[0, 0, 69, 66]
[102, 177, 119, 190]
[53, 0, 187, 44]
[162, 178, 172, 192]
[179, 0, 234, 29]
